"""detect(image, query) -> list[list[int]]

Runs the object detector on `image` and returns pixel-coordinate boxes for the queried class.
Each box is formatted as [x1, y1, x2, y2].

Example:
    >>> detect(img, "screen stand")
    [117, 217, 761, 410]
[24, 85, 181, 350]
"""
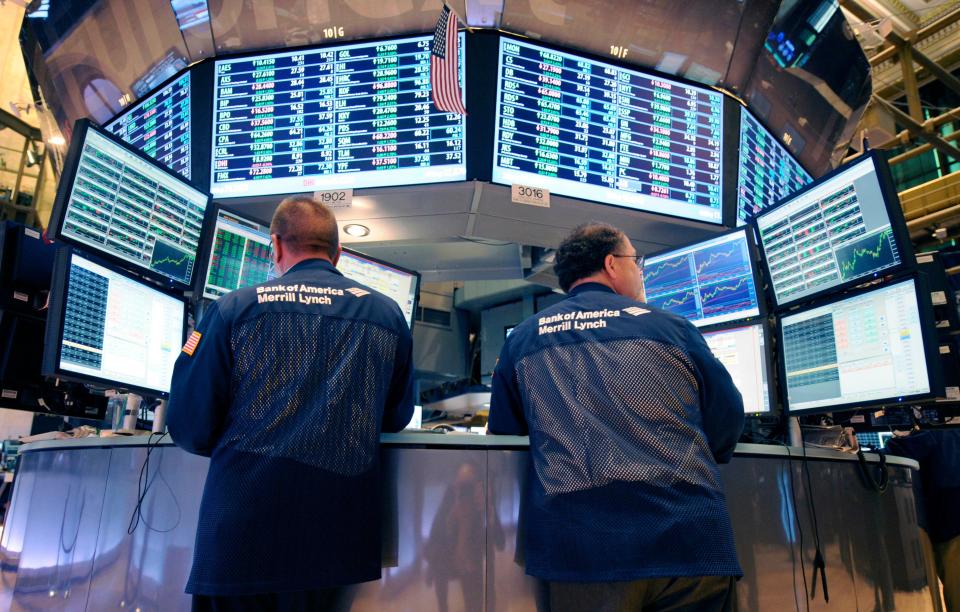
[121, 393, 141, 433]
[788, 416, 803, 448]
[152, 400, 167, 434]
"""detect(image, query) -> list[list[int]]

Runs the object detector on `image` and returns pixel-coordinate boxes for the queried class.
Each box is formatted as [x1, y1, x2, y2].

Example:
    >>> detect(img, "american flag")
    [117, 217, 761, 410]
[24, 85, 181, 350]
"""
[430, 4, 467, 115]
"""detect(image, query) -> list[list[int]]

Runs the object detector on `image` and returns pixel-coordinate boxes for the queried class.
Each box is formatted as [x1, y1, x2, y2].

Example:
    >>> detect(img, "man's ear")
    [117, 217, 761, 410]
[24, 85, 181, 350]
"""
[331, 245, 342, 267]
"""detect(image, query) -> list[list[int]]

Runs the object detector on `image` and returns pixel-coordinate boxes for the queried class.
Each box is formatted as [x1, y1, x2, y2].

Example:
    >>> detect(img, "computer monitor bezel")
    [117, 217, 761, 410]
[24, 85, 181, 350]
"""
[42, 246, 188, 398]
[488, 32, 727, 226]
[751, 150, 914, 310]
[734, 104, 814, 227]
[339, 246, 421, 329]
[775, 274, 943, 415]
[699, 318, 776, 415]
[642, 226, 767, 327]
[192, 204, 273, 302]
[47, 119, 214, 292]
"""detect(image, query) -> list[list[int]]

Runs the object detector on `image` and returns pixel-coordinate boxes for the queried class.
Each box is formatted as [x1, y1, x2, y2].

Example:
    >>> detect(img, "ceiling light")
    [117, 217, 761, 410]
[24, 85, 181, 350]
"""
[343, 224, 370, 237]
[48, 135, 66, 146]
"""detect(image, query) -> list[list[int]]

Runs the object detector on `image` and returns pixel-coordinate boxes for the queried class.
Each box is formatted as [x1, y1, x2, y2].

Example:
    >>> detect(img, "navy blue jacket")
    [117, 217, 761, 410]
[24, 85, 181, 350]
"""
[488, 283, 744, 582]
[885, 429, 960, 543]
[167, 258, 414, 595]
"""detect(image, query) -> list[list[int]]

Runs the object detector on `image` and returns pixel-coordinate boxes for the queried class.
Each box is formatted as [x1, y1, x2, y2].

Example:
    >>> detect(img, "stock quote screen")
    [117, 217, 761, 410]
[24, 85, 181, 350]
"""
[780, 278, 931, 413]
[756, 155, 903, 307]
[736, 109, 811, 225]
[643, 229, 761, 327]
[211, 34, 466, 198]
[57, 127, 208, 286]
[202, 209, 274, 300]
[492, 38, 723, 223]
[53, 252, 185, 395]
[702, 323, 771, 413]
[106, 73, 191, 180]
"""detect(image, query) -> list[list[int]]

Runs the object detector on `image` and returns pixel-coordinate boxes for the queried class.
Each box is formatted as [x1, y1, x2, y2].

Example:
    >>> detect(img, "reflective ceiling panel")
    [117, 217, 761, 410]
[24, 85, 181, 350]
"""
[742, 0, 872, 174]
[206, 0, 440, 54]
[25, 1, 871, 176]
[498, 0, 748, 86]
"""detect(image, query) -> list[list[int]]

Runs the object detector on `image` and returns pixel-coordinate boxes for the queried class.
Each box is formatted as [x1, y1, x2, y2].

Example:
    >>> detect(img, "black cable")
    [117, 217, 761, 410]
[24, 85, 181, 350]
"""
[856, 446, 890, 493]
[800, 429, 829, 603]
[127, 432, 181, 534]
[782, 443, 809, 612]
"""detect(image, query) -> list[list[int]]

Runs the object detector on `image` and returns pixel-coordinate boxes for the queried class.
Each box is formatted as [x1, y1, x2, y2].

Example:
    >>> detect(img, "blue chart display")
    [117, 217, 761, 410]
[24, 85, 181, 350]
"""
[57, 127, 209, 286]
[492, 38, 724, 224]
[643, 229, 760, 327]
[780, 278, 932, 413]
[756, 155, 903, 307]
[106, 73, 191, 180]
[736, 109, 811, 225]
[211, 34, 466, 198]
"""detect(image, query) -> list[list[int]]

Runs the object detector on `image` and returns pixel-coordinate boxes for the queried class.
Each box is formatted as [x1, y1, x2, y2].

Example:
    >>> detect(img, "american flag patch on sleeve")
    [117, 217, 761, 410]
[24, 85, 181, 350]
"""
[182, 331, 202, 356]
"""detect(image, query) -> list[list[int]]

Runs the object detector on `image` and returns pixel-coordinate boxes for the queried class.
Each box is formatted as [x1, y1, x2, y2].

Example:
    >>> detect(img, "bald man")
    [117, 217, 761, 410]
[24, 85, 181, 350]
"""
[168, 196, 414, 611]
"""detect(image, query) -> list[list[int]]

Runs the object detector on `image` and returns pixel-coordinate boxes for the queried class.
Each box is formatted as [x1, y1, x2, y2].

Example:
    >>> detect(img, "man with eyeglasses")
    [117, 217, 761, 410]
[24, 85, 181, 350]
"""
[488, 222, 744, 611]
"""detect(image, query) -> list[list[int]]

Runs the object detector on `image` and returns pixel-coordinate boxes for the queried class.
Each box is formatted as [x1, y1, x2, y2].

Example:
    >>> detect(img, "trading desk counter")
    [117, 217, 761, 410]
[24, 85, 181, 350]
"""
[0, 435, 941, 611]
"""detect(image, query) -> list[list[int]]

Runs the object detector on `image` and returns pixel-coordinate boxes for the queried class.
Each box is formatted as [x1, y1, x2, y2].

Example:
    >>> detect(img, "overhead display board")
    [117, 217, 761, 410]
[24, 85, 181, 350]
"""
[492, 38, 724, 223]
[736, 107, 811, 225]
[211, 34, 467, 198]
[105, 72, 192, 180]
[642, 228, 762, 327]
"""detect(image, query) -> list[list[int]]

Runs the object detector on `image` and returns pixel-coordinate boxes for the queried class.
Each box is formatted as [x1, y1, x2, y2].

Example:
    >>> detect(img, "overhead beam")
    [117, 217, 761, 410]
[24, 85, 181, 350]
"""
[873, 95, 960, 162]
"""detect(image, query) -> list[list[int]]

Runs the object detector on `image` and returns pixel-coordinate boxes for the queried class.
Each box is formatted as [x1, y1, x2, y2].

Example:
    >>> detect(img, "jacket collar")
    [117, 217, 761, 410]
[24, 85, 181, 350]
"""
[282, 258, 342, 277]
[567, 282, 616, 296]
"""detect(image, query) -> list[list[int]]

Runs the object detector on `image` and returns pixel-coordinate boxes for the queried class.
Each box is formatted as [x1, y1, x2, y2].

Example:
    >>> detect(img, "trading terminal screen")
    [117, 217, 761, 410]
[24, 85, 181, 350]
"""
[50, 252, 185, 395]
[210, 34, 467, 198]
[736, 108, 811, 225]
[756, 155, 903, 307]
[779, 278, 932, 413]
[338, 249, 418, 328]
[105, 72, 191, 180]
[56, 127, 209, 287]
[701, 323, 771, 413]
[642, 229, 761, 327]
[492, 38, 724, 224]
[202, 209, 274, 300]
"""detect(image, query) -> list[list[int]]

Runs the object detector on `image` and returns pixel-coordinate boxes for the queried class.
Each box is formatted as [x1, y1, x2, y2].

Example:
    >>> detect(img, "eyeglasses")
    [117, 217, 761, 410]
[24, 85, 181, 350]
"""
[611, 253, 644, 267]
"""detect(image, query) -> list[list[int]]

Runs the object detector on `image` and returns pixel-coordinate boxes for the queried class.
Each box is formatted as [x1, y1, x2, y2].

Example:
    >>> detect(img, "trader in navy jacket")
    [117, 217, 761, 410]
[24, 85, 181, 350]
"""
[488, 222, 745, 611]
[167, 197, 414, 611]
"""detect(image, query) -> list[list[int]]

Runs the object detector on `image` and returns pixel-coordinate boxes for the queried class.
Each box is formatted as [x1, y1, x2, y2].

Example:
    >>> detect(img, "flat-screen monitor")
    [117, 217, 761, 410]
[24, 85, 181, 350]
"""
[736, 107, 812, 225]
[105, 71, 192, 180]
[754, 152, 911, 308]
[210, 33, 467, 198]
[492, 38, 724, 224]
[48, 120, 211, 290]
[642, 228, 763, 327]
[42, 249, 187, 396]
[201, 207, 274, 301]
[338, 247, 419, 328]
[778, 277, 939, 414]
[701, 322, 772, 414]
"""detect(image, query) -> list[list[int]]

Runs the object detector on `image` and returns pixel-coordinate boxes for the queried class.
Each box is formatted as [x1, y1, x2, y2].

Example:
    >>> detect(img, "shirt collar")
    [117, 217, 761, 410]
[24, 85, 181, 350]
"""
[283, 258, 342, 277]
[567, 282, 616, 296]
